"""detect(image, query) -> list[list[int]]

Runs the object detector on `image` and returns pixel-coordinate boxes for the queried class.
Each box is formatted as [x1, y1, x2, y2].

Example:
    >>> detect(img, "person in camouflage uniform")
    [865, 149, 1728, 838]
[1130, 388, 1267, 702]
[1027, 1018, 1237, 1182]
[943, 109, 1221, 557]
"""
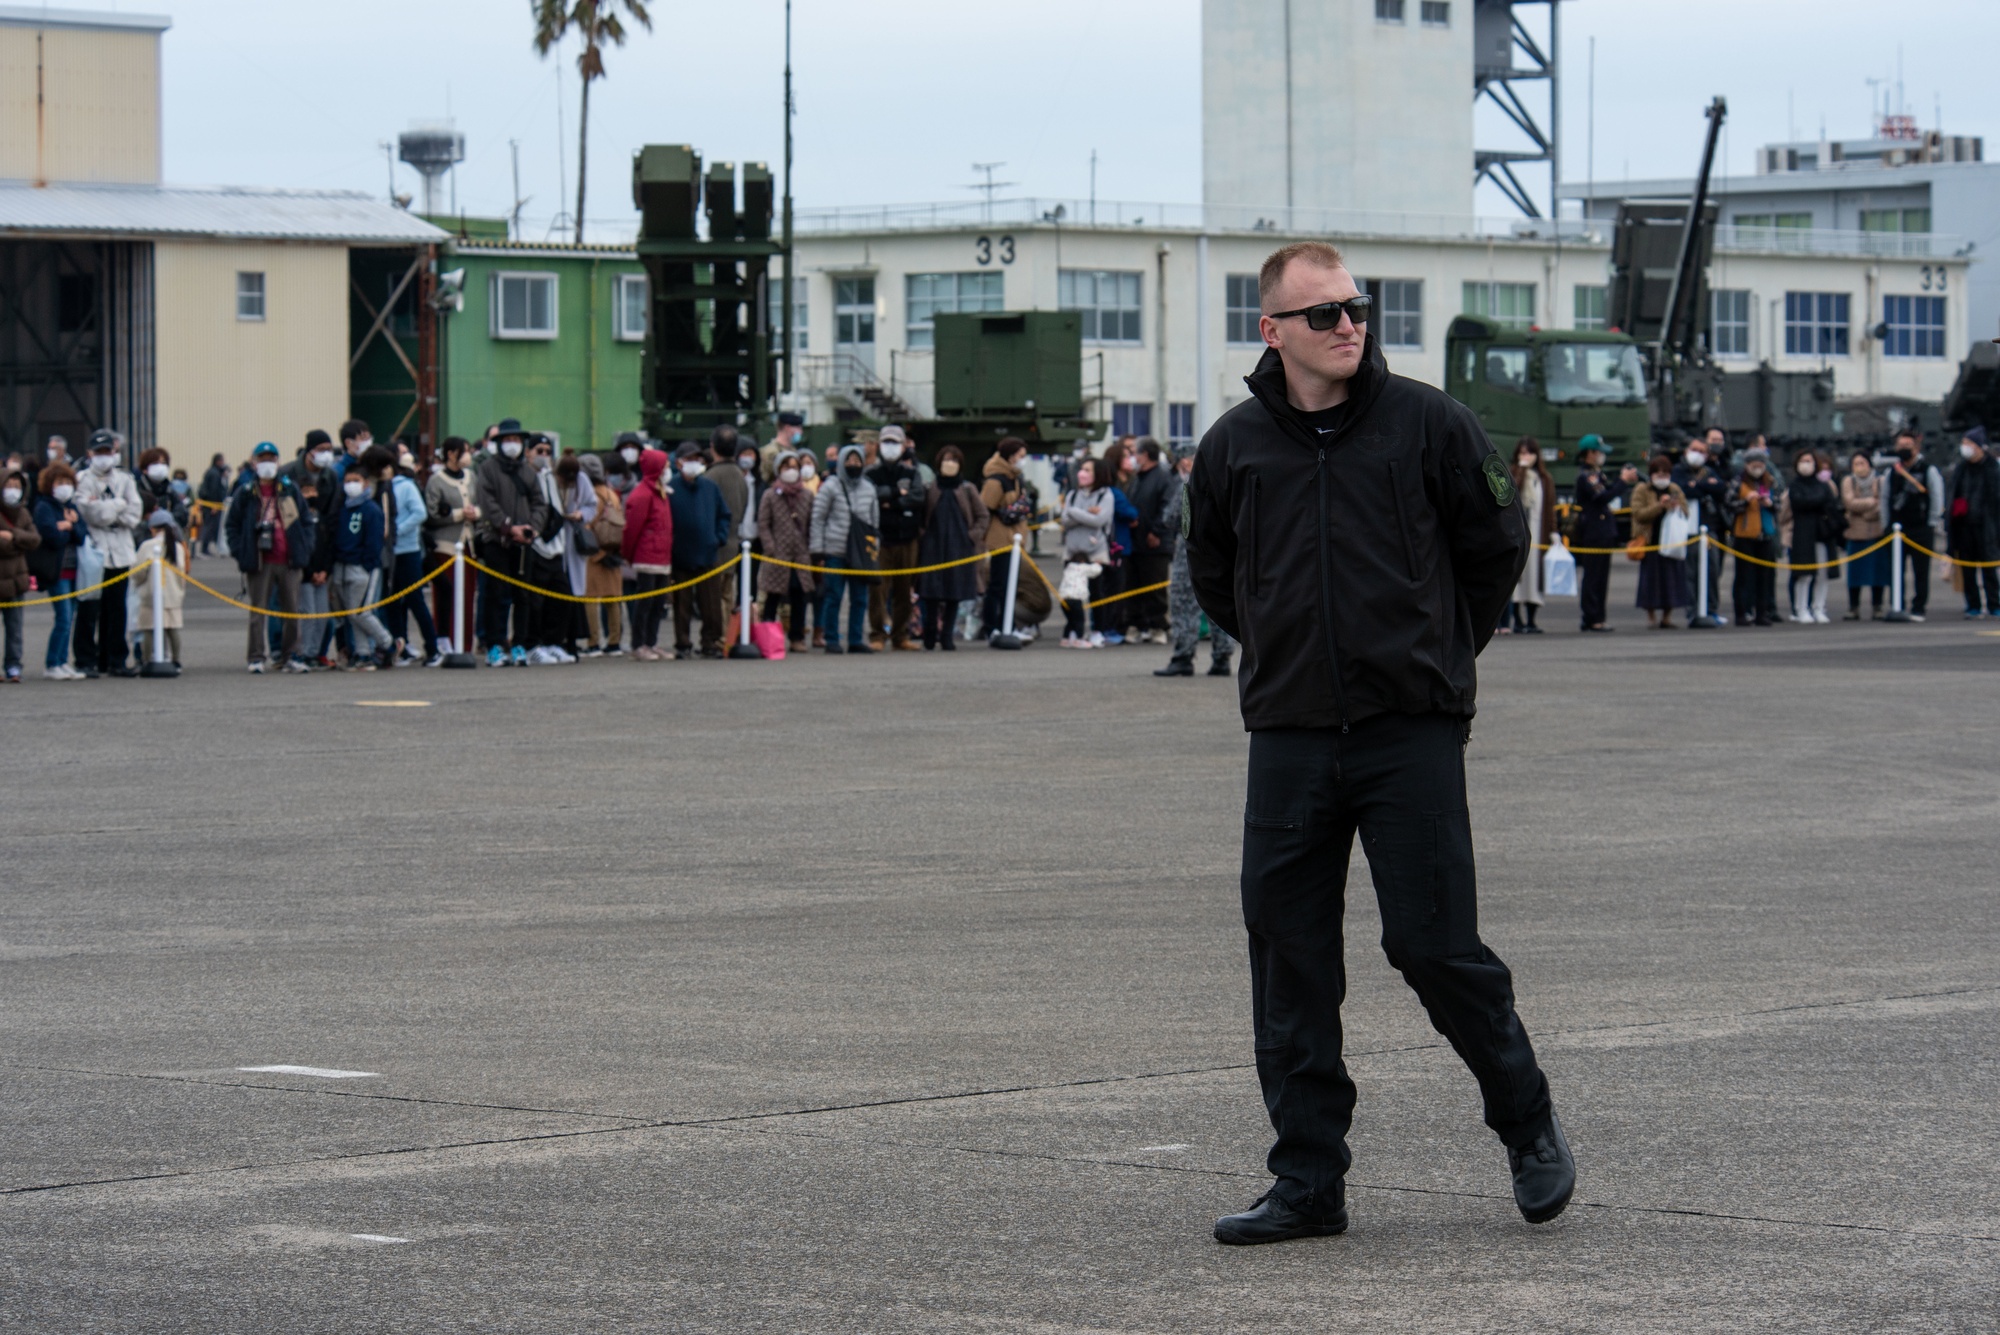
[1157, 449, 1235, 677]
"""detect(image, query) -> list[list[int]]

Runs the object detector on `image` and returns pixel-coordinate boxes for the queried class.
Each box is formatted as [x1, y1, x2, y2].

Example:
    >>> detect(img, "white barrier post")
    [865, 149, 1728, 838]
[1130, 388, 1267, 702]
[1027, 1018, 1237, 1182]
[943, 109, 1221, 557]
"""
[729, 540, 764, 658]
[1689, 525, 1719, 628]
[441, 542, 479, 668]
[1884, 523, 1911, 622]
[140, 554, 179, 677]
[990, 533, 1025, 650]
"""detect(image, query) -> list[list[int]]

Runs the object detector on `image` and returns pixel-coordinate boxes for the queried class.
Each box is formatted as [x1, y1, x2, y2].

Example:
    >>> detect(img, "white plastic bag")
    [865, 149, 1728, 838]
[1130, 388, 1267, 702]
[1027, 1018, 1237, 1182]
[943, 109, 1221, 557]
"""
[75, 536, 104, 601]
[1658, 509, 1693, 561]
[1542, 536, 1577, 596]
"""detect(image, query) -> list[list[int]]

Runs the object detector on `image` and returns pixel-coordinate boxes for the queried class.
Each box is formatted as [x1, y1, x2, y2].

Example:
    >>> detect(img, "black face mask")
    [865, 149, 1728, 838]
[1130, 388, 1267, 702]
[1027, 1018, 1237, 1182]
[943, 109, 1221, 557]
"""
[1898, 450, 1917, 462]
[843, 463, 863, 478]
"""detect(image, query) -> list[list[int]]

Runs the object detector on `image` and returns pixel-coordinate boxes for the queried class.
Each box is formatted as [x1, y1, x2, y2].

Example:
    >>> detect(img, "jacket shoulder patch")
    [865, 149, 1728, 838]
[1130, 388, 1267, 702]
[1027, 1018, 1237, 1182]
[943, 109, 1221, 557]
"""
[1481, 453, 1518, 507]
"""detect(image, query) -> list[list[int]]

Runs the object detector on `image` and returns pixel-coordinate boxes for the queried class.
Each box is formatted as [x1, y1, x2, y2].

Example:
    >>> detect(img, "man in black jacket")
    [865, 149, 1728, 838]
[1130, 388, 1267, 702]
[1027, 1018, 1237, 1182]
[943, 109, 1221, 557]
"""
[1124, 438, 1176, 641]
[1948, 426, 2000, 616]
[1186, 241, 1572, 1246]
[866, 425, 927, 650]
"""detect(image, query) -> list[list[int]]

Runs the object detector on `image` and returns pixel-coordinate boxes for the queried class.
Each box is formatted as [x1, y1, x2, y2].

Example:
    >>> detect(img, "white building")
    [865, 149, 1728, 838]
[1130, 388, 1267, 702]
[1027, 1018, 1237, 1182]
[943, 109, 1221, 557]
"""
[782, 206, 1968, 444]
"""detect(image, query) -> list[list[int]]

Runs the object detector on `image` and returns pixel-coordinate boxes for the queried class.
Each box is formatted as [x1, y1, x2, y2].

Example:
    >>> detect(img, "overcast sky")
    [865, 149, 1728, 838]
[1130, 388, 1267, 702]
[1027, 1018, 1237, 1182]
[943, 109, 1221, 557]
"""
[142, 0, 1999, 234]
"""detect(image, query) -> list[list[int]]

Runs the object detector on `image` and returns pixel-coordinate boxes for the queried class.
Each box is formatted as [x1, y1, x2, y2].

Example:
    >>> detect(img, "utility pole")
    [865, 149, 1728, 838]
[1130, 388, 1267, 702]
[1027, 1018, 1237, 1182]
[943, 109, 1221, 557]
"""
[781, 0, 794, 394]
[509, 139, 530, 241]
[1089, 149, 1097, 226]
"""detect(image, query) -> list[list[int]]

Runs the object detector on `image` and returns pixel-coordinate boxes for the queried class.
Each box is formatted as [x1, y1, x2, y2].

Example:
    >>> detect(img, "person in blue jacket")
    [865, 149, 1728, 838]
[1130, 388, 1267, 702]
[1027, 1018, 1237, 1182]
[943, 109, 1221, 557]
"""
[667, 441, 733, 658]
[373, 447, 440, 665]
[330, 464, 392, 669]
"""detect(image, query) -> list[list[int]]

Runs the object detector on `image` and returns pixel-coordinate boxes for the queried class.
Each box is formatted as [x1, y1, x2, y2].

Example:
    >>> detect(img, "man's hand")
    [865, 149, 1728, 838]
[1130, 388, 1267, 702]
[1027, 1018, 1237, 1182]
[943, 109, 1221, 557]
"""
[1145, 533, 1160, 549]
[510, 524, 534, 543]
[311, 571, 327, 586]
[1620, 465, 1640, 483]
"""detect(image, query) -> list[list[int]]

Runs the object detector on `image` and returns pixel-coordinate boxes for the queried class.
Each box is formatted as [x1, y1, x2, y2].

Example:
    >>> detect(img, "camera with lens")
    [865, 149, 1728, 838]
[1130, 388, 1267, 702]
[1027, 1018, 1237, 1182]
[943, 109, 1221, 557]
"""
[255, 519, 276, 552]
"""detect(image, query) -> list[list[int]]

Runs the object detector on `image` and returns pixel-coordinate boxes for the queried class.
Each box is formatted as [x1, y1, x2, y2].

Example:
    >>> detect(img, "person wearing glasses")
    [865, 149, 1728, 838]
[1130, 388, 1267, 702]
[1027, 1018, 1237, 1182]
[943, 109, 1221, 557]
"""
[1184, 241, 1570, 1246]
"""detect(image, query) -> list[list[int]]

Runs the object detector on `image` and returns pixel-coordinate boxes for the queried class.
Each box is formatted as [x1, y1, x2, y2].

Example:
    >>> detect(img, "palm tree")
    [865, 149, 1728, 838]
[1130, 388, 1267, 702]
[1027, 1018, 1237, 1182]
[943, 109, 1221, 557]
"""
[532, 0, 654, 244]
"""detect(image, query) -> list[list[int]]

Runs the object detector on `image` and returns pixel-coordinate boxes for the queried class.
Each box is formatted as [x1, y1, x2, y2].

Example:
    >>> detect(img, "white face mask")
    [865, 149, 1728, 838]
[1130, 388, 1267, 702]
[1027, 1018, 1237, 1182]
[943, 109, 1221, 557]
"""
[89, 454, 115, 474]
[739, 456, 757, 473]
[254, 461, 278, 481]
[1650, 476, 1671, 488]
[620, 447, 640, 465]
[310, 450, 334, 470]
[344, 480, 367, 499]
[798, 462, 816, 480]
[53, 483, 76, 502]
[681, 461, 705, 479]
[1963, 443, 1982, 461]
[1685, 449, 1706, 467]
[880, 443, 904, 463]
[1798, 462, 1816, 477]
[145, 462, 170, 482]
[779, 468, 800, 485]
[499, 440, 523, 459]
[1, 487, 20, 506]
[353, 438, 373, 453]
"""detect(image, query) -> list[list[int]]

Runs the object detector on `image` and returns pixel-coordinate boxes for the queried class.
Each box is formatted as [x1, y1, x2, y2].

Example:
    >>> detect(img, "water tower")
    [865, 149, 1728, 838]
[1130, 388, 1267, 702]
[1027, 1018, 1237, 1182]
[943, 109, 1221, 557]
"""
[398, 121, 465, 217]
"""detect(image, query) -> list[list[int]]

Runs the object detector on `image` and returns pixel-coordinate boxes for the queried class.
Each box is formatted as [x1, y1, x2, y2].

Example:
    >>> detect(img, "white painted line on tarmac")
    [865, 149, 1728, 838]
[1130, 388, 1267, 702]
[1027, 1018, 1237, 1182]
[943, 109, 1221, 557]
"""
[350, 1234, 412, 1245]
[353, 700, 433, 707]
[237, 1065, 382, 1079]
[1133, 1144, 1190, 1153]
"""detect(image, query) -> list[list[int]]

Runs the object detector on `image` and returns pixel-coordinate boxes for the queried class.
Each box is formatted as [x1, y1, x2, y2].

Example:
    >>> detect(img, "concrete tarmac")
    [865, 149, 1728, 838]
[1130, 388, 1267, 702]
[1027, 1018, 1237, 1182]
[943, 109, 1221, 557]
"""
[2, 556, 1996, 1331]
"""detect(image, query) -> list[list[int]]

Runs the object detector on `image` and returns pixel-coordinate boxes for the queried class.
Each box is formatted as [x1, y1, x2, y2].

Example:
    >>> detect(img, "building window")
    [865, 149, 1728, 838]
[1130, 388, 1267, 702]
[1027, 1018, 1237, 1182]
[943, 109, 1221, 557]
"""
[1784, 291, 1850, 356]
[834, 276, 876, 350]
[1167, 403, 1196, 448]
[613, 273, 647, 342]
[236, 271, 266, 322]
[767, 275, 808, 351]
[1734, 213, 1813, 250]
[1860, 208, 1932, 234]
[905, 271, 1001, 349]
[1225, 273, 1262, 346]
[1882, 295, 1946, 358]
[1573, 285, 1607, 331]
[1112, 403, 1153, 439]
[1364, 278, 1423, 348]
[1711, 289, 1751, 356]
[1375, 0, 1405, 21]
[1463, 281, 1535, 330]
[1060, 269, 1143, 345]
[1734, 212, 1812, 230]
[1420, 1, 1450, 25]
[492, 272, 558, 339]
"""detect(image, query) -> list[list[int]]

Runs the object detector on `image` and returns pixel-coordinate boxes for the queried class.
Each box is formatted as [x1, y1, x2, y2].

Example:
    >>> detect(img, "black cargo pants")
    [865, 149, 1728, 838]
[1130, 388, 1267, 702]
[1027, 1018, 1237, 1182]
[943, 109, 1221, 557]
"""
[1241, 713, 1551, 1209]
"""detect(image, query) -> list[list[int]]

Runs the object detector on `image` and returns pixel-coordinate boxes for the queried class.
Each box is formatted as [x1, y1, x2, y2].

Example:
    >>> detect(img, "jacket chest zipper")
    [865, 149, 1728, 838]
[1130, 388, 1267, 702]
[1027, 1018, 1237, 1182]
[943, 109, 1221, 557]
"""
[1315, 448, 1350, 733]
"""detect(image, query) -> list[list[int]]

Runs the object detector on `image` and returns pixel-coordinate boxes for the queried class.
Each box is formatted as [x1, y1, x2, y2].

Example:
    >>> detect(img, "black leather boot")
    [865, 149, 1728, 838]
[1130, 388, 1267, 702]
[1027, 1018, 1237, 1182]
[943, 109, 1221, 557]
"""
[1213, 1188, 1348, 1245]
[1206, 655, 1233, 677]
[1153, 658, 1194, 677]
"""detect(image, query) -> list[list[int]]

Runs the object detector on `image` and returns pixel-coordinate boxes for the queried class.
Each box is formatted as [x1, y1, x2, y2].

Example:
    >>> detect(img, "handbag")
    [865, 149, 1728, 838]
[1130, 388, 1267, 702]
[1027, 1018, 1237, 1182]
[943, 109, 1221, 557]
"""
[1658, 508, 1693, 562]
[750, 620, 788, 659]
[1542, 537, 1577, 596]
[76, 535, 105, 599]
[839, 481, 881, 581]
[1624, 535, 1647, 562]
[570, 519, 600, 555]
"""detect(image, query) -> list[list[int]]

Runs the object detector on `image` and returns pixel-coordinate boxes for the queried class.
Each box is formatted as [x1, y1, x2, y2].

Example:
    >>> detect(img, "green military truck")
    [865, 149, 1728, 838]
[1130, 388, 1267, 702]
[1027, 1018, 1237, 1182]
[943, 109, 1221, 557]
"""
[1444, 314, 1652, 487]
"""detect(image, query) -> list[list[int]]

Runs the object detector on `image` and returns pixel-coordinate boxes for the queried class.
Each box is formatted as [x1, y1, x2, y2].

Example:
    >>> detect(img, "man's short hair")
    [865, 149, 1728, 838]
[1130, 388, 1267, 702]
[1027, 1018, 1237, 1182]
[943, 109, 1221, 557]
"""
[357, 443, 396, 476]
[709, 424, 740, 456]
[1136, 437, 1162, 463]
[339, 419, 371, 443]
[1258, 241, 1347, 311]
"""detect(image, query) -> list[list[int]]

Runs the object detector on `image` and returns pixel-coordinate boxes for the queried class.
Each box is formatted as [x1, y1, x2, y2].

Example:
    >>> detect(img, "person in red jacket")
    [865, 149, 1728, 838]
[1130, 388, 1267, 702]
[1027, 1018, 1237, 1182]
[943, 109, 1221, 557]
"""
[620, 447, 676, 660]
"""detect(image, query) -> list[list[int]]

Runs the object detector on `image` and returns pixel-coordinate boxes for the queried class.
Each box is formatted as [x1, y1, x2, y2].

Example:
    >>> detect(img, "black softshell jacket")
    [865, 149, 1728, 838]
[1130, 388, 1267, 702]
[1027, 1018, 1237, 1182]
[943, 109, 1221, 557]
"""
[1185, 339, 1527, 731]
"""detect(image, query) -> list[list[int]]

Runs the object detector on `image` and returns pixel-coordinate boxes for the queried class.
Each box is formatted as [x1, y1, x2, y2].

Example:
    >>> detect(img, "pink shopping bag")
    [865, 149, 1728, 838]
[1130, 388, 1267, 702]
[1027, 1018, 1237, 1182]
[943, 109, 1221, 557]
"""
[749, 620, 788, 660]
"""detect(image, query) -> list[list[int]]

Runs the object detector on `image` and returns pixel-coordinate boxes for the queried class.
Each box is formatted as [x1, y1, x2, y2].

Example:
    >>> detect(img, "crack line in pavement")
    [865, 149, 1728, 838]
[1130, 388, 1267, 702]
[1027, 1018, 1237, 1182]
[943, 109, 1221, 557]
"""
[5, 982, 1995, 1202]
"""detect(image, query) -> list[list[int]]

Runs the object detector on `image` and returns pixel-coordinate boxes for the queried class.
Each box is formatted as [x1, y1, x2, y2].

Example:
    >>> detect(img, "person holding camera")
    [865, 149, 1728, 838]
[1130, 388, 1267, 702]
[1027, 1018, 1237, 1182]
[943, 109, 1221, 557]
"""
[472, 418, 550, 667]
[224, 441, 316, 673]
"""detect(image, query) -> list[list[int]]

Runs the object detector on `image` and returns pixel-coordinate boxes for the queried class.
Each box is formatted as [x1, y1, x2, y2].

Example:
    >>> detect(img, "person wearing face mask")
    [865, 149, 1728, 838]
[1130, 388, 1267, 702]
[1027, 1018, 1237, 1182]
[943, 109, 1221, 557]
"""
[614, 431, 645, 480]
[73, 429, 143, 677]
[572, 452, 625, 655]
[1672, 428, 1730, 622]
[513, 435, 575, 664]
[283, 431, 342, 667]
[32, 435, 71, 499]
[1056, 456, 1113, 648]
[1630, 454, 1690, 629]
[0, 468, 42, 682]
[472, 418, 551, 666]
[978, 437, 1035, 641]
[809, 442, 881, 653]
[223, 441, 317, 672]
[30, 463, 86, 678]
[755, 449, 819, 651]
[337, 419, 374, 479]
[1946, 426, 2000, 617]
[196, 450, 230, 556]
[422, 437, 481, 653]
[865, 425, 927, 650]
[1779, 450, 1840, 624]
[329, 461, 392, 669]
[620, 446, 675, 660]
[1886, 430, 1944, 620]
[1500, 436, 1557, 635]
[705, 424, 752, 554]
[1726, 452, 1779, 625]
[761, 410, 804, 475]
[667, 441, 733, 659]
[125, 508, 186, 669]
[370, 445, 440, 665]
[1840, 452, 1889, 620]
[134, 448, 189, 537]
[913, 445, 989, 651]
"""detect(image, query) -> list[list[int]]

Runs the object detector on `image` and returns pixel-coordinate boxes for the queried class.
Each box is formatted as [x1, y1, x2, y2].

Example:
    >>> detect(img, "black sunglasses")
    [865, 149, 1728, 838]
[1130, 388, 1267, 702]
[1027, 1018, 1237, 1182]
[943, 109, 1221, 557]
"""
[1267, 295, 1373, 330]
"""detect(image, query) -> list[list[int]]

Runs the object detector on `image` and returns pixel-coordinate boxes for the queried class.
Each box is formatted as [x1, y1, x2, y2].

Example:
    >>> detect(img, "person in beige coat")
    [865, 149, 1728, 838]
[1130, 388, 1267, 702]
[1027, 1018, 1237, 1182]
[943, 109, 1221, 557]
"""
[126, 509, 187, 667]
[1840, 452, 1889, 619]
[978, 438, 1032, 638]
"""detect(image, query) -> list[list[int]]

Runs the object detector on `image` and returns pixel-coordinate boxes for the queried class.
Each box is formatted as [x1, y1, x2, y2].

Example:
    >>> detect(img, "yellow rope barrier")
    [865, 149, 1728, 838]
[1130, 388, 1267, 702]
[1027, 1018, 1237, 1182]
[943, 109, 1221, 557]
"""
[1903, 536, 2000, 569]
[1703, 532, 1895, 571]
[181, 561, 450, 619]
[0, 564, 143, 609]
[463, 553, 739, 603]
[750, 548, 994, 578]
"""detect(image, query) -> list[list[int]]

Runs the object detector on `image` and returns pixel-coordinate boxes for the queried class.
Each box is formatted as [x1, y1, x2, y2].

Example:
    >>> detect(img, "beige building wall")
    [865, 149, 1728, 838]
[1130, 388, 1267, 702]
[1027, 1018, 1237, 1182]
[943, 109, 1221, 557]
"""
[0, 21, 163, 184]
[154, 241, 351, 461]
